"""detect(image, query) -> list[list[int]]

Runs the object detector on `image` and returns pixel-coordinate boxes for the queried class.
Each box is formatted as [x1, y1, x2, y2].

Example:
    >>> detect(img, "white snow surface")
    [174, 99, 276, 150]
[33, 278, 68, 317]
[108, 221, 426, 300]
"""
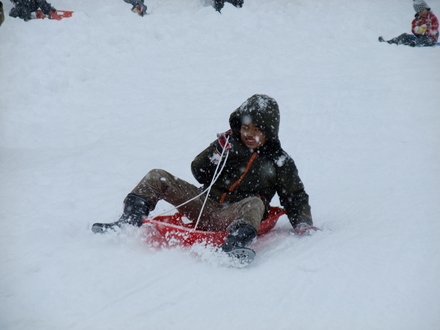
[1, 0, 440, 329]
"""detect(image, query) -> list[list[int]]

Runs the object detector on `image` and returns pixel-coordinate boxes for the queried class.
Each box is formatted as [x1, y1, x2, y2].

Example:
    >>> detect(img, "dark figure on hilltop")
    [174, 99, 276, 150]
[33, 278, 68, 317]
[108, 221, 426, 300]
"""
[213, 0, 243, 13]
[1, 2, 5, 26]
[123, 0, 147, 17]
[9, 0, 56, 21]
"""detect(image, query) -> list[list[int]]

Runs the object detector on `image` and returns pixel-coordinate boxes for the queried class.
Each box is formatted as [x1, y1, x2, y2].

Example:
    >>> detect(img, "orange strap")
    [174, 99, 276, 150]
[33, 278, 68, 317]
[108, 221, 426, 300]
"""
[220, 152, 258, 204]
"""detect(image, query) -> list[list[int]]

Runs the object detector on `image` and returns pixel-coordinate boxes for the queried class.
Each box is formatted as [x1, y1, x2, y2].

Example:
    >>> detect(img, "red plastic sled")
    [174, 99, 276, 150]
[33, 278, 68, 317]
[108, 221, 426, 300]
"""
[142, 206, 286, 247]
[35, 10, 73, 20]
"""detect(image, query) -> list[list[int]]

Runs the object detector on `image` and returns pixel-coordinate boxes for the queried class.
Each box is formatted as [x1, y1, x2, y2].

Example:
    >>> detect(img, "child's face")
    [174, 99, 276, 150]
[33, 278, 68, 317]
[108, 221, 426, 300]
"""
[418, 8, 429, 17]
[240, 122, 267, 149]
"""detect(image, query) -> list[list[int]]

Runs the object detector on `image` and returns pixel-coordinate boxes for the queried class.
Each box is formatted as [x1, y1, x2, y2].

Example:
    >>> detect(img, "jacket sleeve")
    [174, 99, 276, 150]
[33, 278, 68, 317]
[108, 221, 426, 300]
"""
[191, 141, 220, 186]
[412, 18, 417, 35]
[412, 14, 440, 41]
[428, 14, 439, 41]
[275, 152, 313, 228]
[191, 131, 233, 185]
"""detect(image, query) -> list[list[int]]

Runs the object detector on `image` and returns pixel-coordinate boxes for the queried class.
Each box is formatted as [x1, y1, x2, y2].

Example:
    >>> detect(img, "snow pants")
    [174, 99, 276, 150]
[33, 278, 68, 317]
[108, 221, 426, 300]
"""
[389, 33, 436, 47]
[130, 169, 265, 233]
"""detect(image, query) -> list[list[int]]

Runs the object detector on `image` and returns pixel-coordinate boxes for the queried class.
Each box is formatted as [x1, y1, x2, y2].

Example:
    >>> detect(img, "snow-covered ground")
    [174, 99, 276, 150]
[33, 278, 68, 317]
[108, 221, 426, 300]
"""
[1, 0, 439, 329]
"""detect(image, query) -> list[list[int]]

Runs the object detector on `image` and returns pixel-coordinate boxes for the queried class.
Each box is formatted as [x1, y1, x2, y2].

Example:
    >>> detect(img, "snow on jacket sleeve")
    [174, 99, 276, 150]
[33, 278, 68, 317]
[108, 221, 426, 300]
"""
[191, 141, 221, 186]
[274, 151, 313, 227]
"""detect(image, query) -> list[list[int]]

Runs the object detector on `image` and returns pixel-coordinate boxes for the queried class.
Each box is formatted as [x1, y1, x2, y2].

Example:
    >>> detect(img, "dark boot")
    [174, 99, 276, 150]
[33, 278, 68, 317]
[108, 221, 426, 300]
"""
[231, 0, 243, 8]
[92, 194, 150, 234]
[221, 224, 257, 251]
[220, 224, 257, 265]
[387, 38, 398, 45]
[379, 36, 398, 44]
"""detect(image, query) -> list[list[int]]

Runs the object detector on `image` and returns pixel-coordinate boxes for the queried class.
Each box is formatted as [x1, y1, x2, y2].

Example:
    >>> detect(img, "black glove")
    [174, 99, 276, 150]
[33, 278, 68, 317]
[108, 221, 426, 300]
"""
[216, 130, 232, 156]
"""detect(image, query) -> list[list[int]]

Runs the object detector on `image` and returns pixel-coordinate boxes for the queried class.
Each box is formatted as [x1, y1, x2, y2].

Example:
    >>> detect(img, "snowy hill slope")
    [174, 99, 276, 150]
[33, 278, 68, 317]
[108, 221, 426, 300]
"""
[1, 0, 439, 329]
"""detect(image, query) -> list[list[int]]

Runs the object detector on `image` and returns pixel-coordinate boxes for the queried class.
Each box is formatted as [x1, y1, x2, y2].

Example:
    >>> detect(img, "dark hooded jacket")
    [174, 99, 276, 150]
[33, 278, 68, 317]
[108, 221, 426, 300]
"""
[191, 94, 312, 228]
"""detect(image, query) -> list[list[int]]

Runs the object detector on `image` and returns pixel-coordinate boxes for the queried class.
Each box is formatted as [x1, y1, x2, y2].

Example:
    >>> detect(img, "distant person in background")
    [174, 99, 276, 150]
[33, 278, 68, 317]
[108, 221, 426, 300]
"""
[124, 0, 147, 17]
[9, 0, 56, 22]
[379, 0, 439, 47]
[213, 0, 243, 13]
[1, 2, 5, 26]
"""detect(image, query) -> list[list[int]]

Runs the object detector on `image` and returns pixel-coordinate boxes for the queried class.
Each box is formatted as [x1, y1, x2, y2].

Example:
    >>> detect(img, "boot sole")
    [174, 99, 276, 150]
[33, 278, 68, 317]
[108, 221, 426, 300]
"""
[91, 223, 118, 234]
[225, 247, 256, 266]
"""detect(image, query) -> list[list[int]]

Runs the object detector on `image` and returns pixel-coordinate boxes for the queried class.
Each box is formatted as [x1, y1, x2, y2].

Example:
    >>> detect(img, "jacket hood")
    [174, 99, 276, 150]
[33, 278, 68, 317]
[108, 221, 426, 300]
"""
[229, 94, 280, 142]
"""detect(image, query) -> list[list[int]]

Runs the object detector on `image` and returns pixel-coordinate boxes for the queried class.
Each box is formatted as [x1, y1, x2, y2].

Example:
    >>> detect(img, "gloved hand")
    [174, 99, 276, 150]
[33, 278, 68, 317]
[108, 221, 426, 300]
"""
[216, 130, 232, 156]
[416, 24, 427, 34]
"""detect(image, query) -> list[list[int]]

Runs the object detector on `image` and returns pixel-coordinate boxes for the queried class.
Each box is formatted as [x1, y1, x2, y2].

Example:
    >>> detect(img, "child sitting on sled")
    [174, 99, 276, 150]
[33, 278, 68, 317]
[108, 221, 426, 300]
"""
[9, 0, 56, 22]
[92, 94, 315, 260]
[379, 0, 439, 47]
[123, 0, 147, 17]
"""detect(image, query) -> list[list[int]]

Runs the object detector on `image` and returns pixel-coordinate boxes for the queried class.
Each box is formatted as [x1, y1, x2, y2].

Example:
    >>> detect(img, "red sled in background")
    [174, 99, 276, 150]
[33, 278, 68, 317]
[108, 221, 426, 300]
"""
[34, 9, 73, 20]
[142, 206, 286, 247]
